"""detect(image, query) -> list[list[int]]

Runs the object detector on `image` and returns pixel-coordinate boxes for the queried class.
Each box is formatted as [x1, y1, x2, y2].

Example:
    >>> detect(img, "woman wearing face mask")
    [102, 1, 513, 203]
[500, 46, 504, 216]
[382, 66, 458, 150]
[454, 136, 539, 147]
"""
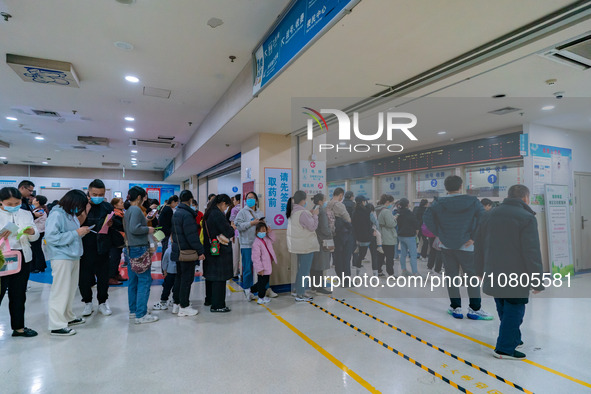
[0, 187, 40, 338]
[235, 192, 274, 301]
[310, 193, 332, 295]
[202, 194, 235, 312]
[377, 194, 398, 278]
[45, 190, 91, 336]
[124, 186, 157, 324]
[286, 190, 319, 302]
[30, 194, 48, 273]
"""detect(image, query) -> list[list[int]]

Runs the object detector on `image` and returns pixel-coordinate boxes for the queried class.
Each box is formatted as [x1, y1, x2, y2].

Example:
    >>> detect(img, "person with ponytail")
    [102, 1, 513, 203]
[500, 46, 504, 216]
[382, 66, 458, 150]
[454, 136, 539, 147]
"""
[202, 194, 235, 312]
[286, 190, 319, 302]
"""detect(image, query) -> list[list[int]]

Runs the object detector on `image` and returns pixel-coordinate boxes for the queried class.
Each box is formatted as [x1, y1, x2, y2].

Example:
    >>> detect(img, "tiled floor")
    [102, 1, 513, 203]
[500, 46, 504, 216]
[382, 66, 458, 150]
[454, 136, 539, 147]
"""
[1, 263, 590, 394]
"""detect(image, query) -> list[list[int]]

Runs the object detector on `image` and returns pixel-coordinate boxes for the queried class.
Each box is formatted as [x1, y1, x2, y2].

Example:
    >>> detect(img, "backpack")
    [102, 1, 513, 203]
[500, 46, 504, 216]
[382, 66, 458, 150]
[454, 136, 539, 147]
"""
[326, 204, 336, 236]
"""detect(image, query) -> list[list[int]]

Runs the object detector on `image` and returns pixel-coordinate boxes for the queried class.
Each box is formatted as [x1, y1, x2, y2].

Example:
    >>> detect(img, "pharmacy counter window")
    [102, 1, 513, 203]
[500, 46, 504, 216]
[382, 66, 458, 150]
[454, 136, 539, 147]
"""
[465, 161, 524, 198]
[378, 174, 407, 200]
[415, 169, 453, 199]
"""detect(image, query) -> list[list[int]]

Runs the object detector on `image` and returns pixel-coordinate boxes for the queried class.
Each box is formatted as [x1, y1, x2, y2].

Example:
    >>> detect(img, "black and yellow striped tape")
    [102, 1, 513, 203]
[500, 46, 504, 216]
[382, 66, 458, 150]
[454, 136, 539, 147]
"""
[330, 297, 534, 394]
[309, 301, 473, 394]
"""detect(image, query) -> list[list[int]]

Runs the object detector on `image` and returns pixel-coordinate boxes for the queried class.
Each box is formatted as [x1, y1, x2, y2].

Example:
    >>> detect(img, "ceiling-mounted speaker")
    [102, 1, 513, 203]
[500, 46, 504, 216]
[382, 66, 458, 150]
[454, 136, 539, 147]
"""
[6, 54, 80, 88]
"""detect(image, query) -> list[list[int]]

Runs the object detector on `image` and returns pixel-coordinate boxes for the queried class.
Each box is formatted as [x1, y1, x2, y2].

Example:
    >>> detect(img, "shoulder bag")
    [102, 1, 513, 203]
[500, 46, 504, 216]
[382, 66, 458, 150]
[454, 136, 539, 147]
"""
[203, 218, 220, 256]
[173, 217, 199, 262]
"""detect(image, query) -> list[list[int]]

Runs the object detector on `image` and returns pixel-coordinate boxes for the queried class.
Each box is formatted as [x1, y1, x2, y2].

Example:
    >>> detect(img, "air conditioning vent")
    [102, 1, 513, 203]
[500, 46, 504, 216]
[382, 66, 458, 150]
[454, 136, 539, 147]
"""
[21, 160, 36, 164]
[130, 138, 179, 149]
[143, 86, 171, 99]
[540, 34, 591, 70]
[32, 110, 61, 118]
[102, 162, 120, 167]
[488, 107, 522, 115]
[72, 145, 87, 150]
[157, 135, 176, 141]
[77, 136, 109, 146]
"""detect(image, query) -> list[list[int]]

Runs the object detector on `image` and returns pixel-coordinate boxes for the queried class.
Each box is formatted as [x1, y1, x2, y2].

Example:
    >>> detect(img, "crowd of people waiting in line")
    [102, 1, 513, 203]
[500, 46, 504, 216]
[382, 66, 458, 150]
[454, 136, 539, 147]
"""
[0, 176, 544, 360]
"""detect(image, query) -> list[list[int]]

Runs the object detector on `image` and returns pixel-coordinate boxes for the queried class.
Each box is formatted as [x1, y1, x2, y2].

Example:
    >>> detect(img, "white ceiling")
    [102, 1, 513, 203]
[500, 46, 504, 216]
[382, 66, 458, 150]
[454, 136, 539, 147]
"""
[1, 0, 589, 180]
[170, 0, 589, 180]
[0, 0, 290, 169]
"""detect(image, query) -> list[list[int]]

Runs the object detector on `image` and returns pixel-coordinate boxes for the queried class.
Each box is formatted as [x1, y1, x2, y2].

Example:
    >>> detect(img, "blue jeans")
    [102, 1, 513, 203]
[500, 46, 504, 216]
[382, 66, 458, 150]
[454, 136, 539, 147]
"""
[241, 248, 254, 290]
[494, 298, 526, 354]
[295, 253, 314, 296]
[399, 237, 418, 274]
[127, 246, 152, 318]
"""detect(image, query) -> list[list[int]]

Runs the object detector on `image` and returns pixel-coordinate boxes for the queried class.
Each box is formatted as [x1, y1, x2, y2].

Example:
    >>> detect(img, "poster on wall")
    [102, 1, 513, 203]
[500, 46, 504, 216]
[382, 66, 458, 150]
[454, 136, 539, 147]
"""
[530, 144, 572, 206]
[544, 184, 574, 276]
[300, 160, 326, 196]
[129, 184, 181, 204]
[264, 168, 292, 230]
[379, 175, 406, 199]
[349, 178, 373, 202]
[328, 181, 346, 199]
[0, 180, 17, 188]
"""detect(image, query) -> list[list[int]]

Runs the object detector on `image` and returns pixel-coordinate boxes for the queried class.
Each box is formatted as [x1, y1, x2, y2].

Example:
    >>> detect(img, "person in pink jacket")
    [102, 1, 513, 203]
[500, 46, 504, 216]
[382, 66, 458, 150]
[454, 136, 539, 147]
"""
[251, 222, 277, 305]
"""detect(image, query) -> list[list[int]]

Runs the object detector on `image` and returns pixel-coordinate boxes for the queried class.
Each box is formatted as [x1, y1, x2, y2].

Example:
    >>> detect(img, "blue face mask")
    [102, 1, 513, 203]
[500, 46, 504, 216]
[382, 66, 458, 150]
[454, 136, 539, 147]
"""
[257, 232, 266, 239]
[30, 204, 35, 210]
[74, 207, 79, 215]
[90, 197, 104, 205]
[246, 198, 256, 208]
[4, 205, 20, 213]
[323, 202, 328, 208]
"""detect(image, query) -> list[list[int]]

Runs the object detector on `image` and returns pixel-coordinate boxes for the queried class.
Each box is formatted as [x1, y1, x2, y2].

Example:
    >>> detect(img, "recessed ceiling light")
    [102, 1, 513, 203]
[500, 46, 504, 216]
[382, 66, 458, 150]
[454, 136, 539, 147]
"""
[6, 116, 17, 121]
[125, 127, 134, 132]
[542, 105, 555, 111]
[131, 150, 138, 153]
[0, 157, 6, 160]
[437, 131, 447, 135]
[42, 162, 48, 165]
[35, 136, 45, 140]
[114, 41, 134, 51]
[125, 75, 139, 83]
[124, 116, 135, 121]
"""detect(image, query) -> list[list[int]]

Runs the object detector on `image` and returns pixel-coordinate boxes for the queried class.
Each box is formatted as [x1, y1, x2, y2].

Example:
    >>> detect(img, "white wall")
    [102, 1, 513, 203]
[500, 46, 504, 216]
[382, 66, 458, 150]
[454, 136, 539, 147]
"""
[215, 172, 241, 197]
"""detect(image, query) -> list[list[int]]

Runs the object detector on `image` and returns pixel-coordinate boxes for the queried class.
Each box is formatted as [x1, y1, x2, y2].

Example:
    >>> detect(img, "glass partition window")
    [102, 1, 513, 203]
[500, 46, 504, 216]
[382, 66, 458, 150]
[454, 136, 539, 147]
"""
[414, 169, 452, 199]
[465, 161, 524, 198]
[349, 178, 373, 202]
[328, 181, 346, 199]
[378, 174, 407, 200]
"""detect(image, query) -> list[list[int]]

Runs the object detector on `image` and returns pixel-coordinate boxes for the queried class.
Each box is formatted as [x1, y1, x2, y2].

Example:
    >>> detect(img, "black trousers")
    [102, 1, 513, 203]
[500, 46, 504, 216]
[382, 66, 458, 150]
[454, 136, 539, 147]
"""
[79, 252, 110, 304]
[205, 280, 226, 309]
[382, 245, 396, 276]
[334, 234, 353, 277]
[108, 247, 122, 278]
[161, 237, 170, 255]
[161, 273, 176, 301]
[30, 233, 47, 272]
[369, 236, 382, 273]
[419, 234, 429, 258]
[173, 261, 196, 308]
[427, 238, 442, 272]
[353, 245, 369, 268]
[0, 253, 30, 330]
[441, 249, 481, 310]
[257, 275, 269, 299]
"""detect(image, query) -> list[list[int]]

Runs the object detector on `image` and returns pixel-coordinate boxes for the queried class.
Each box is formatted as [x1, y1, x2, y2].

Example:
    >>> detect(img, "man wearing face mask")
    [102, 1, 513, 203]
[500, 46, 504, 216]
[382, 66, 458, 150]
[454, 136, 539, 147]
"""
[79, 179, 115, 317]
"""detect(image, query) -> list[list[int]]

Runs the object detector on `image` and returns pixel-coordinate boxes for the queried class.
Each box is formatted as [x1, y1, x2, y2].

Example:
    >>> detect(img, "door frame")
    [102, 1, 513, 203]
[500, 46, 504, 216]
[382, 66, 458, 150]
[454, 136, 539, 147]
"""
[574, 172, 591, 272]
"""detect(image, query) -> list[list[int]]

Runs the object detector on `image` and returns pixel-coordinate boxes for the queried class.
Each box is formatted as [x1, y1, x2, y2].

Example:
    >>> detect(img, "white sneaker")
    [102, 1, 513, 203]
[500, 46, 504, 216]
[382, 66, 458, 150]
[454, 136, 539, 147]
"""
[153, 301, 168, 310]
[244, 289, 256, 301]
[129, 313, 136, 320]
[257, 297, 266, 305]
[82, 303, 94, 317]
[135, 314, 159, 324]
[467, 307, 493, 321]
[262, 297, 271, 304]
[98, 302, 112, 316]
[291, 291, 297, 297]
[178, 306, 199, 317]
[266, 288, 278, 298]
[167, 300, 174, 308]
[172, 304, 180, 314]
[295, 295, 313, 302]
[448, 307, 463, 319]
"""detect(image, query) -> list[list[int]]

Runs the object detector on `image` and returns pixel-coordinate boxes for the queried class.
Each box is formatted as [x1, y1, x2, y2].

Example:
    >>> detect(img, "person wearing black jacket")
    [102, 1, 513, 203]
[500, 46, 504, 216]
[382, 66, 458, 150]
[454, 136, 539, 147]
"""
[413, 199, 429, 259]
[80, 179, 115, 317]
[158, 195, 178, 253]
[171, 190, 205, 317]
[202, 194, 235, 312]
[475, 185, 544, 360]
[352, 195, 372, 276]
[18, 180, 35, 218]
[396, 198, 421, 276]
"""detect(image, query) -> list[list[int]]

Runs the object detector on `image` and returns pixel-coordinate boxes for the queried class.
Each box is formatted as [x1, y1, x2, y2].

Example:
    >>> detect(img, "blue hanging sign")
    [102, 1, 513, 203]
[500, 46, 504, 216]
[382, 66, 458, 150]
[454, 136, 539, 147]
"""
[253, 0, 360, 95]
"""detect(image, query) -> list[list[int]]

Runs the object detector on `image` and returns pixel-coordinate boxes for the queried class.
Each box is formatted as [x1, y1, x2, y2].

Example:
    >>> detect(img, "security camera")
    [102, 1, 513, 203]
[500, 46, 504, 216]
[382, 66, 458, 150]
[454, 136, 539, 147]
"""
[2, 160, 8, 165]
[553, 91, 565, 99]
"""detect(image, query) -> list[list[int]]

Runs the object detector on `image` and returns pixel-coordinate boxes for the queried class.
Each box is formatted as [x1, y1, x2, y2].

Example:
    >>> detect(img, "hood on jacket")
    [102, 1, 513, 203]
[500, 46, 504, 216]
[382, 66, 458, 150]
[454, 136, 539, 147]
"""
[435, 194, 479, 214]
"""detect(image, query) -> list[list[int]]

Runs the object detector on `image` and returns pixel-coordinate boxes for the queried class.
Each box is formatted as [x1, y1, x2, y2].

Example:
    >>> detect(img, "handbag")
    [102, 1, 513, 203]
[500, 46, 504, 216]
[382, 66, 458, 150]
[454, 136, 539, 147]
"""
[129, 249, 151, 274]
[203, 219, 220, 256]
[173, 223, 199, 262]
[0, 238, 22, 277]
